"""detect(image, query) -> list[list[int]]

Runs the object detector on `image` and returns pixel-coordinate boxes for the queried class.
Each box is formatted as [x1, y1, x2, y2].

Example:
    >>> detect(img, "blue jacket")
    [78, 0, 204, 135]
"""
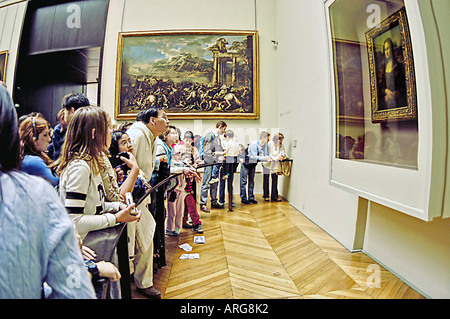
[246, 140, 269, 164]
[0, 171, 96, 298]
[47, 124, 66, 161]
[21, 155, 59, 187]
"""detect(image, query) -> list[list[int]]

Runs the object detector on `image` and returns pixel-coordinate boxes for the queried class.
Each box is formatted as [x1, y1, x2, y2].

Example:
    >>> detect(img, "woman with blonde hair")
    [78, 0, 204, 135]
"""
[57, 106, 140, 240]
[19, 114, 59, 187]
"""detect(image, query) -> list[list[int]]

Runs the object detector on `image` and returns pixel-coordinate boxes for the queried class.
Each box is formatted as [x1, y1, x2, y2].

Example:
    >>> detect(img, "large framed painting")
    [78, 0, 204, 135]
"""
[0, 50, 7, 82]
[366, 8, 417, 123]
[115, 30, 259, 120]
[333, 39, 365, 124]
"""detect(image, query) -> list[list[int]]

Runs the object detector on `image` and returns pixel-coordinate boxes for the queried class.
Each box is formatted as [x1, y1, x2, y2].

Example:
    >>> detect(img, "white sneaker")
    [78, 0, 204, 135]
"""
[209, 177, 219, 184]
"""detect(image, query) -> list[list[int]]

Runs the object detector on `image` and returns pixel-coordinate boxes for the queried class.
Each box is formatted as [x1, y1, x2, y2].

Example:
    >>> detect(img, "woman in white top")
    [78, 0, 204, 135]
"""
[263, 133, 286, 202]
[56, 106, 140, 240]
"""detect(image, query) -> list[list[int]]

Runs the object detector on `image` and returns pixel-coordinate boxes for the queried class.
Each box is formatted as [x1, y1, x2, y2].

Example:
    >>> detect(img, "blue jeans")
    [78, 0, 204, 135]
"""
[211, 164, 221, 178]
[200, 165, 218, 206]
[240, 163, 256, 201]
[218, 168, 226, 204]
[219, 162, 238, 205]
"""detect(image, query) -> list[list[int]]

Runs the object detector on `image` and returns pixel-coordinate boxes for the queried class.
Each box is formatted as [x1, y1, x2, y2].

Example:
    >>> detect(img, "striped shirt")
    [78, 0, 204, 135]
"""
[59, 159, 121, 240]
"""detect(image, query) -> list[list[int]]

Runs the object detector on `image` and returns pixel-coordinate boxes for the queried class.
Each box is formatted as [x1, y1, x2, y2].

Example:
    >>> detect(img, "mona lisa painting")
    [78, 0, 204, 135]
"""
[366, 8, 417, 123]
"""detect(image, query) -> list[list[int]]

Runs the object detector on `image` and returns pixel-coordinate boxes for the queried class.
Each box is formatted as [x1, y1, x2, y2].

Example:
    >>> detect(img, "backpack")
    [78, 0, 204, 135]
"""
[199, 132, 215, 160]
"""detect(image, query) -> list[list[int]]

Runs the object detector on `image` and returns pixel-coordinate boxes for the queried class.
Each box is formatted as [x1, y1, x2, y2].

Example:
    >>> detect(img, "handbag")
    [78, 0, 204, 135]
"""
[278, 158, 292, 176]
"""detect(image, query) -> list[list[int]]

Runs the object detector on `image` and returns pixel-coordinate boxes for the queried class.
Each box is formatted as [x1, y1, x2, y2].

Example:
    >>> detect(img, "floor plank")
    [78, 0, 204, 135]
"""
[130, 194, 424, 299]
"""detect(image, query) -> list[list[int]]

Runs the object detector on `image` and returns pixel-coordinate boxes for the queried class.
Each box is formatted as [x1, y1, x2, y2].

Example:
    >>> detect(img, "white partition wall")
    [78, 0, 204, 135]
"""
[324, 0, 445, 221]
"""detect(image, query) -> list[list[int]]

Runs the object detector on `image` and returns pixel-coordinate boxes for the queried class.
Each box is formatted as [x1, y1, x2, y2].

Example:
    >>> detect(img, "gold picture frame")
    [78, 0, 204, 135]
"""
[115, 30, 259, 120]
[366, 8, 417, 123]
[0, 50, 8, 82]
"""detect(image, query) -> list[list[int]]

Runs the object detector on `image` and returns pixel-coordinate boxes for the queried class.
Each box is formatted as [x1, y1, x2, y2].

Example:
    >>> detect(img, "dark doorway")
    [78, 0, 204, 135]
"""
[14, 0, 108, 126]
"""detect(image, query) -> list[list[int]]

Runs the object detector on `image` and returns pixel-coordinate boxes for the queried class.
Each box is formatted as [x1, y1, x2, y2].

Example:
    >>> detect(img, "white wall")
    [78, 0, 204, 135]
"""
[275, 0, 450, 298]
[275, 0, 359, 250]
[364, 202, 450, 298]
[0, 0, 27, 93]
[361, 0, 450, 298]
[101, 0, 280, 195]
[101, 0, 279, 141]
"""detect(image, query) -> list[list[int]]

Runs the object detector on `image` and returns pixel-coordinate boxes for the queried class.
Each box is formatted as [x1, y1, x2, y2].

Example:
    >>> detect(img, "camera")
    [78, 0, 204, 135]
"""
[110, 152, 130, 171]
[125, 192, 137, 216]
[117, 151, 130, 160]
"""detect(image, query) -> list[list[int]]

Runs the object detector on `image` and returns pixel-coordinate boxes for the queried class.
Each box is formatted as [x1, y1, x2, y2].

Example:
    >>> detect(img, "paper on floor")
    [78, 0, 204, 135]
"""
[194, 236, 205, 244]
[179, 243, 193, 252]
[179, 253, 200, 260]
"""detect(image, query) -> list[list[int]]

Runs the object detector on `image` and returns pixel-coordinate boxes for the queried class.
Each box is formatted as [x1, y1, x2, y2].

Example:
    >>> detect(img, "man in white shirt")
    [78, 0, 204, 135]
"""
[126, 107, 169, 299]
[127, 108, 170, 181]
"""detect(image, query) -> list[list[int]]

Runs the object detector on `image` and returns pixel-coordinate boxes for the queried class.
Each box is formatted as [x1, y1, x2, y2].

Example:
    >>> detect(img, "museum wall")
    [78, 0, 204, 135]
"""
[362, 0, 450, 298]
[1, 0, 448, 298]
[0, 1, 27, 92]
[100, 0, 279, 151]
[275, 0, 360, 256]
[276, 0, 449, 298]
[100, 0, 280, 194]
[421, 0, 450, 219]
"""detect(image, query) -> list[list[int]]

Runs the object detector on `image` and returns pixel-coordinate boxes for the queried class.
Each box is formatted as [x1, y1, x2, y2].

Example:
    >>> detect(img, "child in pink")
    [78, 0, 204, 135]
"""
[179, 131, 203, 234]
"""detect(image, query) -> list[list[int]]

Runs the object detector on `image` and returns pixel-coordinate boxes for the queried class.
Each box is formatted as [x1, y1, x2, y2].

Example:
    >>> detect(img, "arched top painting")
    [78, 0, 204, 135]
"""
[115, 30, 259, 120]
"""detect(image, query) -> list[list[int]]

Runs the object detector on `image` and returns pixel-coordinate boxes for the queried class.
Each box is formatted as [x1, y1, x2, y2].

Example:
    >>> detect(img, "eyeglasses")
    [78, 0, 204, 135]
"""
[120, 139, 132, 146]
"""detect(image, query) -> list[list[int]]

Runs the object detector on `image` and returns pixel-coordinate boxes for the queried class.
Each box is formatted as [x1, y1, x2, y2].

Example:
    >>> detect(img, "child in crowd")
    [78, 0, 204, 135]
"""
[108, 129, 160, 299]
[109, 130, 149, 201]
[182, 130, 201, 166]
[208, 137, 227, 185]
[221, 129, 240, 180]
[156, 126, 198, 237]
[165, 127, 187, 237]
[180, 131, 203, 234]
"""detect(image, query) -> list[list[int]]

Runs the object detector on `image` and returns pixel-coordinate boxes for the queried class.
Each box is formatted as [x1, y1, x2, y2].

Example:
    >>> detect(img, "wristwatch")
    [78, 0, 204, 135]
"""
[85, 260, 100, 280]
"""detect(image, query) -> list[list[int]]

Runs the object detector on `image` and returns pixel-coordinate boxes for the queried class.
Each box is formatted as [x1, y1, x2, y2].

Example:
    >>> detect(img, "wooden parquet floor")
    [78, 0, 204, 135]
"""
[132, 195, 425, 299]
